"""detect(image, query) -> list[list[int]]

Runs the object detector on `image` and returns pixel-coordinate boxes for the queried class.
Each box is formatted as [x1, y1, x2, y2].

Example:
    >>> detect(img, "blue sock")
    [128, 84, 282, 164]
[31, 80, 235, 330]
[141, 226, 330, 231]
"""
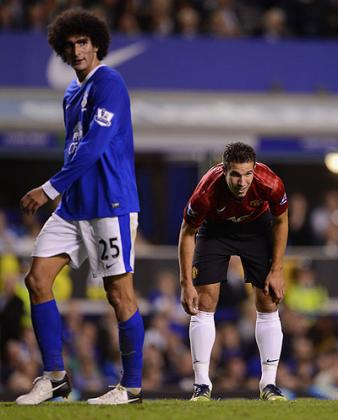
[31, 299, 64, 371]
[118, 309, 144, 388]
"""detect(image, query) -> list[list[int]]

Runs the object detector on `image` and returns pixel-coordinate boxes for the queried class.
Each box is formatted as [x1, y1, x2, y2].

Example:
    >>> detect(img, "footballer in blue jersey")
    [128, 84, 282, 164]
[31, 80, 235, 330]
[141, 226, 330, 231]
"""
[18, 9, 144, 405]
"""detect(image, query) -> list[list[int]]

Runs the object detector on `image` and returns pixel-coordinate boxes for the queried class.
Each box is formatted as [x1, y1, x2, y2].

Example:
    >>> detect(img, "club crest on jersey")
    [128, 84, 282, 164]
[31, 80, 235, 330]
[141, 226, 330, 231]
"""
[250, 199, 263, 207]
[95, 108, 114, 127]
[81, 89, 89, 111]
[280, 193, 287, 205]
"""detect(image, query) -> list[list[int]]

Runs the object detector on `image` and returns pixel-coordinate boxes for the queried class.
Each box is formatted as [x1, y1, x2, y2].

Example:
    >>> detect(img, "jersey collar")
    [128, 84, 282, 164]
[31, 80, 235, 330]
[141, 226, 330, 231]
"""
[76, 64, 107, 86]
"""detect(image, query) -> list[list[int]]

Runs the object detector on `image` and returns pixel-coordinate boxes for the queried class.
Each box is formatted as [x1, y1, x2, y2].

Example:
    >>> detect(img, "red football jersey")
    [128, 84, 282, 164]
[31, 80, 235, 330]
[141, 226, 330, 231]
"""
[184, 162, 288, 229]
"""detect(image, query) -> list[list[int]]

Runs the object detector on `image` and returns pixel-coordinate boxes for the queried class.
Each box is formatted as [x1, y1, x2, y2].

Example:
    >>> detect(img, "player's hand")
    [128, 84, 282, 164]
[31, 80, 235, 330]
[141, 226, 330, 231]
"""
[264, 269, 285, 303]
[20, 187, 49, 215]
[180, 284, 199, 315]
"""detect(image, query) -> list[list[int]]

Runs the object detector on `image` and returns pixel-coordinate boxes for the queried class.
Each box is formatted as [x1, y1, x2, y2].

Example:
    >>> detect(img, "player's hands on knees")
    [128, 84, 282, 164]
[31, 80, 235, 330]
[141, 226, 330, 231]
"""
[180, 284, 199, 315]
[264, 269, 285, 303]
[20, 187, 49, 215]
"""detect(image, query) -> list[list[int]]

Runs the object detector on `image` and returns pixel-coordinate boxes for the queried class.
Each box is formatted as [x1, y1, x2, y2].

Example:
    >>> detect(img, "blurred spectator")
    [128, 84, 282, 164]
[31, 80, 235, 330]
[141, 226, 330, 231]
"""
[169, 348, 194, 390]
[72, 355, 105, 393]
[3, 339, 40, 393]
[261, 7, 288, 41]
[117, 11, 141, 35]
[148, 270, 188, 330]
[311, 352, 338, 399]
[207, 3, 242, 38]
[26, 2, 47, 32]
[213, 322, 244, 366]
[276, 361, 300, 392]
[308, 315, 337, 353]
[14, 213, 42, 256]
[0, 0, 336, 39]
[88, 0, 118, 30]
[0, 0, 24, 30]
[143, 0, 174, 35]
[216, 356, 247, 391]
[310, 189, 338, 245]
[142, 344, 165, 390]
[0, 273, 24, 377]
[285, 261, 328, 314]
[285, 0, 331, 38]
[212, 0, 242, 36]
[216, 256, 248, 322]
[176, 5, 200, 37]
[0, 210, 18, 254]
[288, 192, 315, 246]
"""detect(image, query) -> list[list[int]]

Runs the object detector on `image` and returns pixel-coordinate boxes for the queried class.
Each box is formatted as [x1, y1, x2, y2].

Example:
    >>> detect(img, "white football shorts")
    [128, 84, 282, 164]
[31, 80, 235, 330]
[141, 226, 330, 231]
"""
[32, 212, 138, 278]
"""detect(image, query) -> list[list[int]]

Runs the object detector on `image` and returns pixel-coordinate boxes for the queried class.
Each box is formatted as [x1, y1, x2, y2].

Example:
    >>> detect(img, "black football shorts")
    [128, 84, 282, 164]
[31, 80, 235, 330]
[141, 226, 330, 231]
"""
[192, 212, 273, 289]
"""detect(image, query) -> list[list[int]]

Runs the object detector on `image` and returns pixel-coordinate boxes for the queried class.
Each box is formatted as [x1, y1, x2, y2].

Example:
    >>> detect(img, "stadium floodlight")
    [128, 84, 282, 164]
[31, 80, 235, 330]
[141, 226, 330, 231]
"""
[325, 153, 338, 174]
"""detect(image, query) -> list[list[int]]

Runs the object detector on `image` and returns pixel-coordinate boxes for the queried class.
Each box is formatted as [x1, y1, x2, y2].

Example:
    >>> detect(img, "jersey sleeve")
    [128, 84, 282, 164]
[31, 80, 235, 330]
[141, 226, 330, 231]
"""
[268, 177, 288, 216]
[183, 184, 211, 229]
[49, 74, 129, 194]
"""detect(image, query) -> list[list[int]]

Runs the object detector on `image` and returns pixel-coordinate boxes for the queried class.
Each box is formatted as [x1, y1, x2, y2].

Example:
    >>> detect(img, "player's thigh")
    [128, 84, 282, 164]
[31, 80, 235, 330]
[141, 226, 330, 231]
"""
[28, 254, 70, 286]
[33, 213, 86, 269]
[193, 235, 232, 286]
[239, 232, 272, 289]
[81, 213, 138, 278]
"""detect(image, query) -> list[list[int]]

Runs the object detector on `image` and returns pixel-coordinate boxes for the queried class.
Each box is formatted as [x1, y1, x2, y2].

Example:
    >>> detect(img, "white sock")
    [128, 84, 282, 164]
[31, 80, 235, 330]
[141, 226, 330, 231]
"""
[255, 310, 283, 391]
[126, 387, 141, 394]
[189, 310, 215, 389]
[44, 370, 66, 381]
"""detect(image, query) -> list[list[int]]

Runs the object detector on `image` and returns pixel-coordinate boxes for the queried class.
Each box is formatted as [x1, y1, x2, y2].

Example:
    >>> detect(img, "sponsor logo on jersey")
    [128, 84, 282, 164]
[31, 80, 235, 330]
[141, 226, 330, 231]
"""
[94, 108, 114, 127]
[280, 193, 287, 205]
[68, 121, 83, 155]
[226, 211, 254, 223]
[250, 199, 263, 207]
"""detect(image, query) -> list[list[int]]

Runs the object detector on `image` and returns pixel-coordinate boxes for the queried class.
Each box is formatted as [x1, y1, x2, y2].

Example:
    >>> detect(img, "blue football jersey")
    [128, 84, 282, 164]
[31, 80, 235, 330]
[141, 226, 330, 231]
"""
[44, 65, 140, 221]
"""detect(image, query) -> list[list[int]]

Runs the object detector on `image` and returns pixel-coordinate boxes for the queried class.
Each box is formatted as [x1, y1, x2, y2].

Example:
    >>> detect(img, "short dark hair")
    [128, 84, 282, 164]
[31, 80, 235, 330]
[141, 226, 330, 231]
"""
[222, 142, 256, 169]
[48, 9, 110, 61]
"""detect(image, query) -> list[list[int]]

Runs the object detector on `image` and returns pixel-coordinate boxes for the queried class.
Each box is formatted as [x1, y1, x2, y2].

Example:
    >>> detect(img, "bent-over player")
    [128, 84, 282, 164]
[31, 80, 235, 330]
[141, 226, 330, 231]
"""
[178, 142, 288, 401]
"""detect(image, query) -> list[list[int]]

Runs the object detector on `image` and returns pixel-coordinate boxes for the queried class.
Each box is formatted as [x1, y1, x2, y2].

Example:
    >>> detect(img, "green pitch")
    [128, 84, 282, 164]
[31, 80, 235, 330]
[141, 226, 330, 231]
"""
[1, 399, 337, 420]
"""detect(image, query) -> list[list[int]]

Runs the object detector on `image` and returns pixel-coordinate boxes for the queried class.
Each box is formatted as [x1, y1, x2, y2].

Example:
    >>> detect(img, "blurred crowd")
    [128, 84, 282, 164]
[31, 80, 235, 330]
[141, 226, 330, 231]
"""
[0, 188, 338, 399]
[0, 260, 337, 399]
[1, 0, 338, 39]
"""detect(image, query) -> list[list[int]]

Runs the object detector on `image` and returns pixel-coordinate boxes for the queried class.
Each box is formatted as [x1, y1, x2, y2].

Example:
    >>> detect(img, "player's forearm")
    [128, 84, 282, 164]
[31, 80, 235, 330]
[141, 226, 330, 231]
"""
[271, 210, 288, 271]
[178, 221, 197, 288]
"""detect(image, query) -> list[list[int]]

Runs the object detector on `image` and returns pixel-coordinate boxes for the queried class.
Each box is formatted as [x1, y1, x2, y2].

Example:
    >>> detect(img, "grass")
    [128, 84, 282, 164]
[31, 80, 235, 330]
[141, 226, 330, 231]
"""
[1, 399, 338, 420]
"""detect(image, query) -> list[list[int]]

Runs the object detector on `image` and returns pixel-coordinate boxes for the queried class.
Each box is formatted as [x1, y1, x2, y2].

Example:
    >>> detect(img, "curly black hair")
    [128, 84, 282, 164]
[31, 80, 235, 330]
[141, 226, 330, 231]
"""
[222, 142, 256, 169]
[48, 9, 110, 61]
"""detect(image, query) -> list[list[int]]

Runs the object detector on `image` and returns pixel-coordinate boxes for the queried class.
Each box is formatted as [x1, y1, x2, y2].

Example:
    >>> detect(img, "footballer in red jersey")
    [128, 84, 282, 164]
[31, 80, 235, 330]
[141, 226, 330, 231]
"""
[178, 142, 289, 402]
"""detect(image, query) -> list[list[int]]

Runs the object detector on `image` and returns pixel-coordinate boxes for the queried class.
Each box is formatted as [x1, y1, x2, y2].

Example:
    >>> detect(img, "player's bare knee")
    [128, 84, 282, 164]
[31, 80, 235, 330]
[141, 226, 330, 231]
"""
[198, 293, 217, 312]
[255, 296, 278, 312]
[24, 271, 49, 297]
[105, 289, 122, 308]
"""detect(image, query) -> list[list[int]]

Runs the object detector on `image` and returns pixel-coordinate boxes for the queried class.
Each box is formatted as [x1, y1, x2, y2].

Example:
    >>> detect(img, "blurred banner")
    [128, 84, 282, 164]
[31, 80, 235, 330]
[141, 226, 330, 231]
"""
[1, 34, 338, 92]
